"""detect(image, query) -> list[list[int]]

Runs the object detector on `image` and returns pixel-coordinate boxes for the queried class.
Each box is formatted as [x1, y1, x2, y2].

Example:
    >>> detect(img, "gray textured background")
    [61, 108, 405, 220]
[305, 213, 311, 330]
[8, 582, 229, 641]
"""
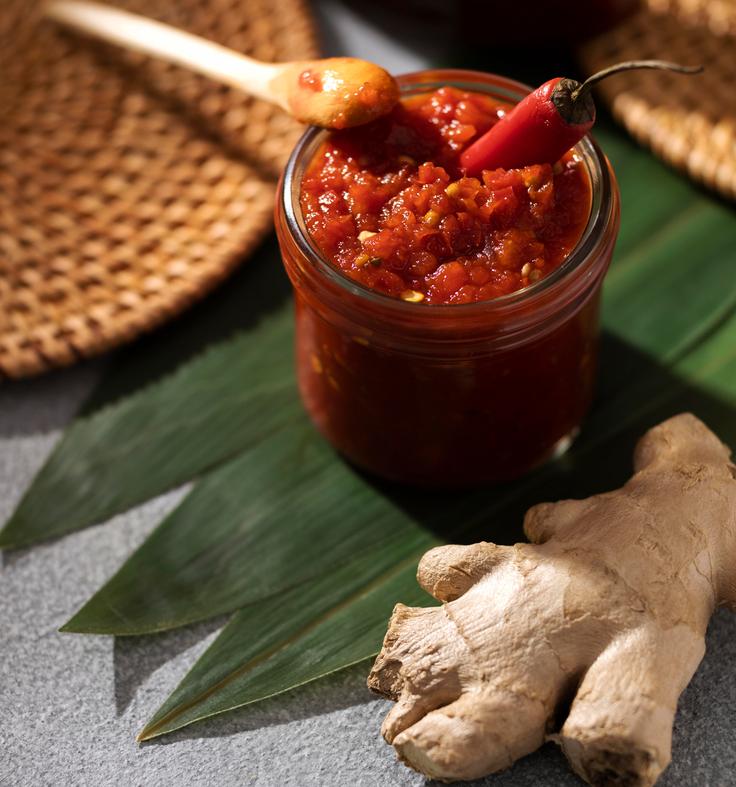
[2, 3, 735, 785]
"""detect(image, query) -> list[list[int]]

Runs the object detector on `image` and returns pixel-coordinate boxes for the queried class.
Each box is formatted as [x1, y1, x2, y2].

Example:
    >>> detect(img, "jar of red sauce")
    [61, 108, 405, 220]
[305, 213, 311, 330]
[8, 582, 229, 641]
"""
[276, 70, 620, 487]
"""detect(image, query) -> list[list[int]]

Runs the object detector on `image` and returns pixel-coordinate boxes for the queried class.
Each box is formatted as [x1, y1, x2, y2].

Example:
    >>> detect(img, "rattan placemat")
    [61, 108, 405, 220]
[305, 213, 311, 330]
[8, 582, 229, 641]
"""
[0, 0, 318, 378]
[580, 0, 735, 200]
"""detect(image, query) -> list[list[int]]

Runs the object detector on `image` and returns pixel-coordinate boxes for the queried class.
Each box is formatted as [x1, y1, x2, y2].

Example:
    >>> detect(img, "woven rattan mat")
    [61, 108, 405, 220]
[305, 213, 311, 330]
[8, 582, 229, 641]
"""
[0, 0, 318, 378]
[580, 0, 736, 200]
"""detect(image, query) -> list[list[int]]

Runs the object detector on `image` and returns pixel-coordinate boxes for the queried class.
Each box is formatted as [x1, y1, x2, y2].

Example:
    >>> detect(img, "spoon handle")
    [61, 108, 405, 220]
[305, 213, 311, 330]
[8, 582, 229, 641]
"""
[45, 0, 286, 107]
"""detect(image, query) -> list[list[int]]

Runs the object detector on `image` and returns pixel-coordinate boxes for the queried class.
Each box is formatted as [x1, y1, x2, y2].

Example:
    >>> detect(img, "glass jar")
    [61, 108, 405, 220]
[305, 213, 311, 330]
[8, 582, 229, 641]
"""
[276, 69, 620, 487]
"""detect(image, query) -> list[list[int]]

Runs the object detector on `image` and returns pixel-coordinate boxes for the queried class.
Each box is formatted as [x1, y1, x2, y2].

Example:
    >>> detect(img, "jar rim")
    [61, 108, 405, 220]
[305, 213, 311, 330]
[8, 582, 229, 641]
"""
[281, 68, 615, 317]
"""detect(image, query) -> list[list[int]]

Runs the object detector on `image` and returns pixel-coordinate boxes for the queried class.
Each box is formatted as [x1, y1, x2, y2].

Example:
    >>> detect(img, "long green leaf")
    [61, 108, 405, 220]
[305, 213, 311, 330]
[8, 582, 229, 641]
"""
[62, 423, 435, 634]
[592, 128, 697, 262]
[602, 199, 736, 358]
[138, 555, 427, 740]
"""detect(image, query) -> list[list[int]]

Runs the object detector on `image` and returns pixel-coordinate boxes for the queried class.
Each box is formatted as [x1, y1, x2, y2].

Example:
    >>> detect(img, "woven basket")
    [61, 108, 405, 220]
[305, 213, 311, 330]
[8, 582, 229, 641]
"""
[0, 0, 318, 378]
[580, 0, 736, 200]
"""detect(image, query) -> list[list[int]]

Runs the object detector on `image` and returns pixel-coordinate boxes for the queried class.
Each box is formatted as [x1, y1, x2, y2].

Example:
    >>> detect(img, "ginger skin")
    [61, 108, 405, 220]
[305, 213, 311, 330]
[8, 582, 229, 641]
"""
[368, 414, 736, 786]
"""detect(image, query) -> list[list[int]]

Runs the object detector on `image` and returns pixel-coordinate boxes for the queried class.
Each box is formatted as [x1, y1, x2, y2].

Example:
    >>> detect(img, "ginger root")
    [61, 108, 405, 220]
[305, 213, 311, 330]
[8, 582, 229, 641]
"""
[368, 414, 736, 785]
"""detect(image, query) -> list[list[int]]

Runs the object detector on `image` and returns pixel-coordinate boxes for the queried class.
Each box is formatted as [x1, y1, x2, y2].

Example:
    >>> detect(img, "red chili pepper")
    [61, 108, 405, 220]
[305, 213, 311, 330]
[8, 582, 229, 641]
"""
[461, 60, 703, 175]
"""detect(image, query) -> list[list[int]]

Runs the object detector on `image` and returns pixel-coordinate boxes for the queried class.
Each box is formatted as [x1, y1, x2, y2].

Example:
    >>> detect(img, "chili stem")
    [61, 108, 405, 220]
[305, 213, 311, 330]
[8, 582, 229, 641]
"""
[570, 60, 703, 102]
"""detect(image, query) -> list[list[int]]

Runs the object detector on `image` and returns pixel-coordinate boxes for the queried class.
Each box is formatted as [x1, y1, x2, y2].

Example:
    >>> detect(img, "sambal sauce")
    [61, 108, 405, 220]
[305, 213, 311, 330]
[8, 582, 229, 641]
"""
[300, 87, 592, 305]
[277, 71, 620, 486]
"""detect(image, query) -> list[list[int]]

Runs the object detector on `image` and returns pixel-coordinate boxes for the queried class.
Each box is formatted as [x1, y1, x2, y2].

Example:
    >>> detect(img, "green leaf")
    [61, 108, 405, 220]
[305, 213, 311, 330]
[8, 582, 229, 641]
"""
[0, 333, 297, 549]
[602, 198, 736, 359]
[62, 423, 435, 635]
[591, 128, 696, 263]
[138, 554, 428, 740]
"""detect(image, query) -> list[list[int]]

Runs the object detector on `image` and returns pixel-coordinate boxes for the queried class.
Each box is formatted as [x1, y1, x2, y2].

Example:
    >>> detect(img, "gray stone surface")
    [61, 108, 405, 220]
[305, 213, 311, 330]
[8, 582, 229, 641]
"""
[2, 5, 735, 787]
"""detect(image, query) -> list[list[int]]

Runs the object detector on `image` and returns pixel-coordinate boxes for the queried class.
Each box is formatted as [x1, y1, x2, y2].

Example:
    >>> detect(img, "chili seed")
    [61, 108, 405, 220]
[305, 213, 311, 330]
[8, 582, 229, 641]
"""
[422, 209, 441, 227]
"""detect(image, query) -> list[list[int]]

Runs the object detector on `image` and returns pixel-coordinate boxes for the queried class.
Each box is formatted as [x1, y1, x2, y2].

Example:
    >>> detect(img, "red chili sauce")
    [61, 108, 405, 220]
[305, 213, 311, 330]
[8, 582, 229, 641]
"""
[282, 84, 613, 486]
[301, 87, 592, 304]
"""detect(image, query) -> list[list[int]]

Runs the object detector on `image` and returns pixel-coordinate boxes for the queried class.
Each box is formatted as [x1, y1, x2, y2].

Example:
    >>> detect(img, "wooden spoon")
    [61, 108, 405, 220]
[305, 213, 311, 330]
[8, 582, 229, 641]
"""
[44, 0, 400, 129]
